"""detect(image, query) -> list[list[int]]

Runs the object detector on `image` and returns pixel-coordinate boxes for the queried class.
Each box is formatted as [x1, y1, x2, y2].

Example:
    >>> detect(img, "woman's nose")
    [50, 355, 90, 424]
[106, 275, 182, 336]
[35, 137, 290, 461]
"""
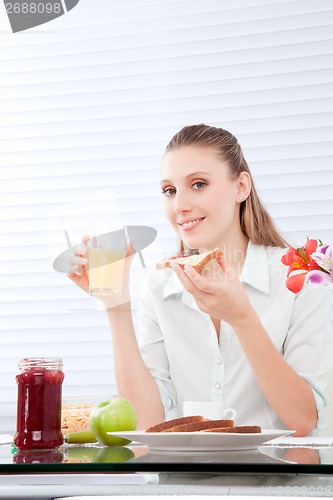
[174, 191, 192, 214]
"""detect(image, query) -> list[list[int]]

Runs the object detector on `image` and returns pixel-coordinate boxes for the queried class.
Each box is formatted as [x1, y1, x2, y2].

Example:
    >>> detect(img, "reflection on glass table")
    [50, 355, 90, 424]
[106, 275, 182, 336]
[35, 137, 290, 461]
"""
[8, 445, 142, 465]
[0, 444, 333, 472]
[262, 446, 321, 464]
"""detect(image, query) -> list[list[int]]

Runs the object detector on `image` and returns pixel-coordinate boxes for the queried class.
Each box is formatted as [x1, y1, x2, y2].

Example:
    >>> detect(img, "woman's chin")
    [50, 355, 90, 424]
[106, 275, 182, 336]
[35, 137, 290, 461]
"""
[183, 239, 215, 253]
[179, 229, 217, 253]
[181, 237, 199, 251]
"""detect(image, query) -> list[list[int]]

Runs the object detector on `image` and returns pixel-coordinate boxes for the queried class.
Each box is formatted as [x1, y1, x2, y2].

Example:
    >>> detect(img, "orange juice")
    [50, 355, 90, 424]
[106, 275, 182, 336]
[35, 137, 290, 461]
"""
[89, 248, 126, 295]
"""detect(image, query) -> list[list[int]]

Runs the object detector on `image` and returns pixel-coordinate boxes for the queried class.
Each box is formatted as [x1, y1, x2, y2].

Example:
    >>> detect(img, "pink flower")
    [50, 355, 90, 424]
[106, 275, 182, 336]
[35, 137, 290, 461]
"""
[306, 244, 333, 287]
[281, 239, 321, 294]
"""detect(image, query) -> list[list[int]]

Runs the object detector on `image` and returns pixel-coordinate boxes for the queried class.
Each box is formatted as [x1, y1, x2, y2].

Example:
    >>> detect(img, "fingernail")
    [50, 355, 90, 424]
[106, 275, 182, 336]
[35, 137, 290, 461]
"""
[81, 258, 88, 265]
[73, 265, 82, 276]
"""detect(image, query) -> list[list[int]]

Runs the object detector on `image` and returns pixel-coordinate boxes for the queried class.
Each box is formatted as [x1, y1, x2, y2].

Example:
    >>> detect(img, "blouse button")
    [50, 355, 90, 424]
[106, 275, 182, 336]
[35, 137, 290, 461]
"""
[215, 383, 221, 390]
[217, 359, 222, 364]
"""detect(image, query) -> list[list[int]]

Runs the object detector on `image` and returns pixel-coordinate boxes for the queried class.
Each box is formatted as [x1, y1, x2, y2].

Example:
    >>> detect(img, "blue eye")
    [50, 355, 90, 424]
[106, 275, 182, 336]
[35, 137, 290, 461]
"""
[162, 187, 176, 197]
[192, 181, 206, 190]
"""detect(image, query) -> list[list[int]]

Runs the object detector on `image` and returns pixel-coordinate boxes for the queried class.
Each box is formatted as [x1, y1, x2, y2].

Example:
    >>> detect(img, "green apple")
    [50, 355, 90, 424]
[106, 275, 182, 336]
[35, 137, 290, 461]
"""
[65, 446, 100, 462]
[66, 430, 97, 444]
[93, 446, 135, 463]
[89, 397, 137, 446]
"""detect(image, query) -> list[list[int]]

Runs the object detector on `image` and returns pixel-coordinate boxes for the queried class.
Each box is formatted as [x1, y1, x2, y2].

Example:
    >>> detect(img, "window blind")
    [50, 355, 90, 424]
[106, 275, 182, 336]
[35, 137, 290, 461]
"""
[0, 0, 332, 433]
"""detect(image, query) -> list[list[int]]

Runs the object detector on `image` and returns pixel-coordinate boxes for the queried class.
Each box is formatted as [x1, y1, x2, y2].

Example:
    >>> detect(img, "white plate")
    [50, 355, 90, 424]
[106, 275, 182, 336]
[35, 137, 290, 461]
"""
[107, 429, 295, 452]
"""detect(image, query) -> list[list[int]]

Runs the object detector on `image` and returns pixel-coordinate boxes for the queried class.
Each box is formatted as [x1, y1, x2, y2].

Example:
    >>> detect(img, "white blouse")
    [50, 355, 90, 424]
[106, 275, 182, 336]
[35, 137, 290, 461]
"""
[137, 242, 333, 432]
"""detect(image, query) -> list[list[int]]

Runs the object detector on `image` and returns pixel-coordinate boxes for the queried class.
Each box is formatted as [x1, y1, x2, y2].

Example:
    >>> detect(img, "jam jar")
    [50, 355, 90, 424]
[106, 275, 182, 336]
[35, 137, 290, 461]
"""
[14, 358, 64, 450]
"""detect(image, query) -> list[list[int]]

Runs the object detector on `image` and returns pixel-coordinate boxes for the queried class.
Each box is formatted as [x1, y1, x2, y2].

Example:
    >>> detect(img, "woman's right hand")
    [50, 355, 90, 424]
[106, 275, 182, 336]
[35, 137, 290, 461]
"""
[67, 235, 90, 294]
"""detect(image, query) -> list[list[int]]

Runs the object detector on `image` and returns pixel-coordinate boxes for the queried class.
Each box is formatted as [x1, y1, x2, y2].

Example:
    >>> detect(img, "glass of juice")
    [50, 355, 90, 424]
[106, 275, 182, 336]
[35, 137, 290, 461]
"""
[14, 358, 64, 450]
[88, 226, 128, 296]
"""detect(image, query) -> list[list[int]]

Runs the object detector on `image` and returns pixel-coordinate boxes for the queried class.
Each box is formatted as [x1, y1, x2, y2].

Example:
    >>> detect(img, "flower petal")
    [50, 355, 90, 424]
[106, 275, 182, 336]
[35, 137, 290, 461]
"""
[326, 245, 333, 260]
[281, 247, 297, 266]
[305, 239, 319, 258]
[318, 244, 329, 255]
[306, 270, 332, 286]
[311, 245, 333, 274]
[285, 270, 307, 294]
[311, 252, 326, 267]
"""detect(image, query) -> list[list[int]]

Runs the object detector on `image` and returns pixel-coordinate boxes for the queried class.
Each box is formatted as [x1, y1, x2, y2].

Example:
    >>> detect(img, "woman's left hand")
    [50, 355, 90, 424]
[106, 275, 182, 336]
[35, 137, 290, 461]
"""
[171, 257, 252, 327]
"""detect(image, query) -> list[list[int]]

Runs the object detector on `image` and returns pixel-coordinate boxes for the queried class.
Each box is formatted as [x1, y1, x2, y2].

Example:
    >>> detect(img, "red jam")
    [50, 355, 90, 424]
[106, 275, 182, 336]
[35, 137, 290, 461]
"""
[14, 358, 64, 450]
[13, 449, 64, 464]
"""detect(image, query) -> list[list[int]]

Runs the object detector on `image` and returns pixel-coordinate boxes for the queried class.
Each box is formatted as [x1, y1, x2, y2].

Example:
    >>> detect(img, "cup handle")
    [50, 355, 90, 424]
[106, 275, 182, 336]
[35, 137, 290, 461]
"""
[224, 408, 236, 420]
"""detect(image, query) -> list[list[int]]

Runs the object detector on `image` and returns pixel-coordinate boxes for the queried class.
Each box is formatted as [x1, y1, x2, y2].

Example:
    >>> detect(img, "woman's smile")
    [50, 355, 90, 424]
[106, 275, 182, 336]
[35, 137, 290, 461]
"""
[178, 217, 206, 231]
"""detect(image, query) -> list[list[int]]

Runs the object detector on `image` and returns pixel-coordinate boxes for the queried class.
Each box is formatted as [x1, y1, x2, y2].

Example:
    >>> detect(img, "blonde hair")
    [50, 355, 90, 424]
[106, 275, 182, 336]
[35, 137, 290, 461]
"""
[165, 124, 289, 254]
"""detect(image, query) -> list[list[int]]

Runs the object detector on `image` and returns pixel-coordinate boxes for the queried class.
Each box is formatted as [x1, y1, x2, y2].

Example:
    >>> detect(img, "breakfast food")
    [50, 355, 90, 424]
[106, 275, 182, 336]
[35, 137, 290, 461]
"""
[146, 416, 234, 433]
[156, 248, 223, 272]
[201, 425, 262, 433]
[146, 416, 261, 434]
[61, 403, 94, 434]
[168, 419, 234, 433]
[145, 415, 207, 433]
[89, 397, 137, 446]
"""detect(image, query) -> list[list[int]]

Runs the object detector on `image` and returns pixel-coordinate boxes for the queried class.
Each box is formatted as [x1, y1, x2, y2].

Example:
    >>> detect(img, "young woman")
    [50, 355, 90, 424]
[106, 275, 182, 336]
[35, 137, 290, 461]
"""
[68, 124, 332, 436]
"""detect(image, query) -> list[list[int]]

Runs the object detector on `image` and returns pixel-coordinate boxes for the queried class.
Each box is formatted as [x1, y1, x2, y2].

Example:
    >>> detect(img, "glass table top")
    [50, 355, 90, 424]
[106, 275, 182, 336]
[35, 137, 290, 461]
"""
[1, 442, 333, 475]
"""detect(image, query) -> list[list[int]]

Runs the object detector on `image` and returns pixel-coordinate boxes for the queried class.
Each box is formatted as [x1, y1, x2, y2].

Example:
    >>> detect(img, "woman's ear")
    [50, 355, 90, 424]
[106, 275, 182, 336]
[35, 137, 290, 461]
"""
[236, 171, 251, 202]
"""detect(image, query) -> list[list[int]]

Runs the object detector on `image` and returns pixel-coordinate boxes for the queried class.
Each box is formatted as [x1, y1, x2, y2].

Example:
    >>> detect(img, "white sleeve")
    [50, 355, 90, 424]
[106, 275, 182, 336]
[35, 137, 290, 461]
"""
[283, 284, 333, 433]
[136, 277, 178, 419]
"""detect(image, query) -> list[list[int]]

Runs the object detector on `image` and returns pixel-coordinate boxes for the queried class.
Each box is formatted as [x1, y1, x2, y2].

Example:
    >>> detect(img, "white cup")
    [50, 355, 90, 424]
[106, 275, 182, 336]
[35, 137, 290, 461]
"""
[183, 401, 236, 421]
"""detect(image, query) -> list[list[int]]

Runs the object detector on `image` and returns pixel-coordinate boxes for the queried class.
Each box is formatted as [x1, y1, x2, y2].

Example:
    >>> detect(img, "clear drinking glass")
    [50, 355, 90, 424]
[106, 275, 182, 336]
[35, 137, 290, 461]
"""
[88, 226, 128, 296]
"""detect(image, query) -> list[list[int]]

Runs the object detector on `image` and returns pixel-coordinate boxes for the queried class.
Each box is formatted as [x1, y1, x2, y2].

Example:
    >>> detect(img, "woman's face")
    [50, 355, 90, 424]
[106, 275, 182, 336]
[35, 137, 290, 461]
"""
[160, 146, 247, 252]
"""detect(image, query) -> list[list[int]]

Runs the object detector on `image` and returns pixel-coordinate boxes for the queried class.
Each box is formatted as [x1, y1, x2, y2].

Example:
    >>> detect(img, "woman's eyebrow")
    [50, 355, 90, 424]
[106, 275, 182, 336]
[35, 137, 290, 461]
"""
[160, 171, 212, 185]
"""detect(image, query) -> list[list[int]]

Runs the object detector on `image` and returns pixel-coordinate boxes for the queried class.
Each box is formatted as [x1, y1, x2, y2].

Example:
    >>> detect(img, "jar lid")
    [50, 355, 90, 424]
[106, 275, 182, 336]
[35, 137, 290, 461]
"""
[18, 357, 63, 369]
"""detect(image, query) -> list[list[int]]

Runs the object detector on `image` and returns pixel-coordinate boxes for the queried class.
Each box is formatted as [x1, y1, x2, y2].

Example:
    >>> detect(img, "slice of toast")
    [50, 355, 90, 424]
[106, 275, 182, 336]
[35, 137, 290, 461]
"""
[156, 248, 223, 272]
[167, 419, 234, 433]
[201, 425, 262, 434]
[145, 415, 207, 433]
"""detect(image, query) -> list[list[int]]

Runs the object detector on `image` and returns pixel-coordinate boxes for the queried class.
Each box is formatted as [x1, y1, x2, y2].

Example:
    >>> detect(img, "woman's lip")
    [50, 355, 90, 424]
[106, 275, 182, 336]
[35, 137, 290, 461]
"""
[178, 217, 205, 231]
